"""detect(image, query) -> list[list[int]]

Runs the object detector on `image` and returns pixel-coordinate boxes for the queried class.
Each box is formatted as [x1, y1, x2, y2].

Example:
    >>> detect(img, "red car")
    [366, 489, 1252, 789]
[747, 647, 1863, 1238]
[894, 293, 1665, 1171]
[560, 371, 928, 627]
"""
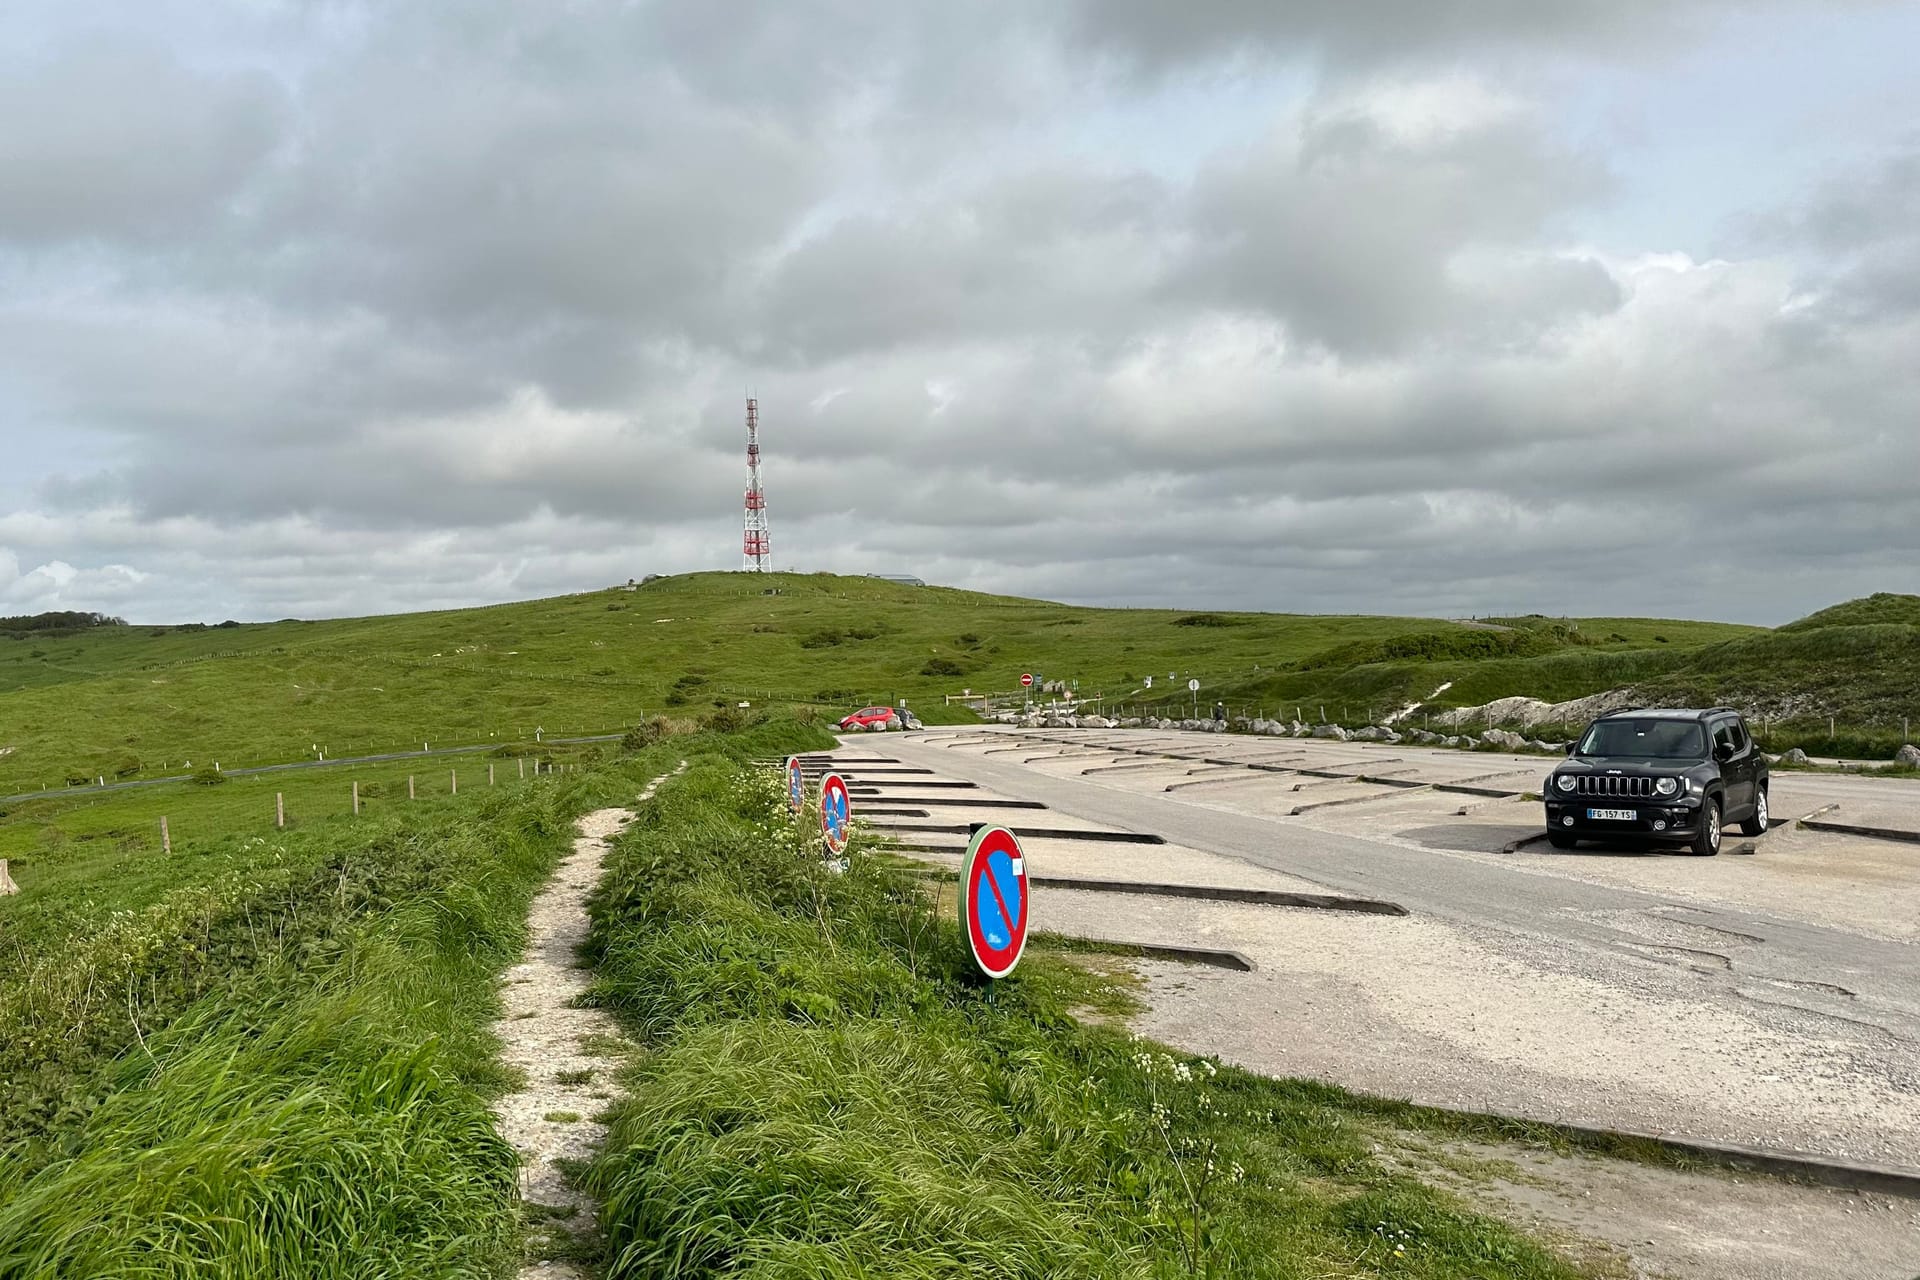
[838, 706, 921, 731]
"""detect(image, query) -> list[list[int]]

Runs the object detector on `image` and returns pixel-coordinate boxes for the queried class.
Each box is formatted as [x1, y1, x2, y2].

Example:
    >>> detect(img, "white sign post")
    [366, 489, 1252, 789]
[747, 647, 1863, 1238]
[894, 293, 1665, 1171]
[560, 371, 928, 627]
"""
[1188, 677, 1200, 718]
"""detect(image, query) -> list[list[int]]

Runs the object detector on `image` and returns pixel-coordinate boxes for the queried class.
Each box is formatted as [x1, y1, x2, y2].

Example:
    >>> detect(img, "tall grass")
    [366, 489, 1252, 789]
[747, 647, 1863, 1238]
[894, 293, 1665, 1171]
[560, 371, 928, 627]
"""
[581, 756, 1590, 1279]
[0, 719, 837, 1277]
[0, 777, 588, 1275]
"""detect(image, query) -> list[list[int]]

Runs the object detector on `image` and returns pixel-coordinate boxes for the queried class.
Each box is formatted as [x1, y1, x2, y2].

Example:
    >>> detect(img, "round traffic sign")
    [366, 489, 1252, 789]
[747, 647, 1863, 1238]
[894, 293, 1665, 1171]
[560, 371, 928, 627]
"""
[1188, 678, 1200, 692]
[819, 772, 852, 855]
[1020, 672, 1034, 688]
[785, 755, 805, 815]
[961, 825, 1030, 979]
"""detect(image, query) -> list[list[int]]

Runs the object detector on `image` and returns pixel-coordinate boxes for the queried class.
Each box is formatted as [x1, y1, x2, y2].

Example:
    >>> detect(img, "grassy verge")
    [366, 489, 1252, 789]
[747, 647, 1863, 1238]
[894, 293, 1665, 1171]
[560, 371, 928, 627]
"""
[0, 713, 835, 1276]
[579, 756, 1596, 1279]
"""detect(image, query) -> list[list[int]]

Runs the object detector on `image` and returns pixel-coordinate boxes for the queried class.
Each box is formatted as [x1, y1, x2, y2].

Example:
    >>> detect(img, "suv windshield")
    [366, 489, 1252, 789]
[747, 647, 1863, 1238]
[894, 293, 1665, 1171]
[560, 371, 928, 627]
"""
[1577, 719, 1707, 759]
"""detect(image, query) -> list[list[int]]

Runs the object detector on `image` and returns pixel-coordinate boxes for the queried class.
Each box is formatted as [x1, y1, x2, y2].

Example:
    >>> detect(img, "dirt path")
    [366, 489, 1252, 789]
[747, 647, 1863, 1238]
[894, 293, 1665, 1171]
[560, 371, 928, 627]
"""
[492, 766, 678, 1278]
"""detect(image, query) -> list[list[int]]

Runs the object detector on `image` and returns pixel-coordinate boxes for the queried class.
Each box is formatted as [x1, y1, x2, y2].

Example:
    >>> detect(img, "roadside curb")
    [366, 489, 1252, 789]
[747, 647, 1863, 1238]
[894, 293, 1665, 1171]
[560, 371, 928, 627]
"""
[1028, 875, 1407, 916]
[856, 796, 1047, 809]
[1800, 818, 1920, 845]
[876, 824, 1166, 844]
[1049, 935, 1257, 971]
[1505, 1118, 1920, 1202]
[1501, 831, 1553, 853]
[899, 865, 1405, 916]
[1291, 785, 1433, 816]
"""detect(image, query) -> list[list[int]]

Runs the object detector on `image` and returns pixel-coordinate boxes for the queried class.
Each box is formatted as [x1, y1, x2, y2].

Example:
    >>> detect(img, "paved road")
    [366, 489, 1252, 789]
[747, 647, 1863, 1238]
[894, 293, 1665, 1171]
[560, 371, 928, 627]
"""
[869, 728, 1920, 1174]
[0, 734, 625, 806]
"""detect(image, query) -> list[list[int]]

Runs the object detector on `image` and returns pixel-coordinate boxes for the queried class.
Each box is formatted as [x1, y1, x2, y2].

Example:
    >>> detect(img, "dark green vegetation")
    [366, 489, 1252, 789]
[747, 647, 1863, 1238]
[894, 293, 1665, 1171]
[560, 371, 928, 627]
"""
[1191, 601, 1920, 758]
[578, 753, 1597, 1279]
[5, 575, 1913, 807]
[0, 612, 126, 635]
[0, 742, 694, 1278]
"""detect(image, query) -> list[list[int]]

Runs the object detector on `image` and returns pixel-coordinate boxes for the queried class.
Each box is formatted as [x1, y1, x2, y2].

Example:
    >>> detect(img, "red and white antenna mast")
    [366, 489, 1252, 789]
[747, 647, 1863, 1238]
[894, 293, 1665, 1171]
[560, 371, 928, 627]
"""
[741, 397, 770, 571]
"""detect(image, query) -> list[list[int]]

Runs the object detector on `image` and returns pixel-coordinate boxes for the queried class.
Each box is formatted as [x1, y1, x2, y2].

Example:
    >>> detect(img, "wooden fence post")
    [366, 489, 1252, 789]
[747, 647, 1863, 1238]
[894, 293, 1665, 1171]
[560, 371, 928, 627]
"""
[0, 859, 14, 895]
[352, 781, 360, 815]
[408, 776, 415, 799]
[160, 817, 171, 853]
[450, 769, 457, 795]
[489, 763, 496, 786]
[276, 793, 285, 829]
[518, 758, 525, 779]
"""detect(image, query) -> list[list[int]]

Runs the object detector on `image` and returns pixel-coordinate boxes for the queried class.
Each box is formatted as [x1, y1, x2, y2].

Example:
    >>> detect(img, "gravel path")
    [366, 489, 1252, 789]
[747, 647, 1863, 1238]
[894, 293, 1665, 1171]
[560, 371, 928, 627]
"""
[492, 766, 677, 1278]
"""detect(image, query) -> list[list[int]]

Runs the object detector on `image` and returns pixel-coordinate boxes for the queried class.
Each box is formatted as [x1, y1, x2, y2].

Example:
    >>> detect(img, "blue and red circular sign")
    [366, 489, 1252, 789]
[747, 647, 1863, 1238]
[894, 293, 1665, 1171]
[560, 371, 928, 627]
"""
[785, 755, 805, 815]
[819, 772, 852, 855]
[961, 826, 1030, 979]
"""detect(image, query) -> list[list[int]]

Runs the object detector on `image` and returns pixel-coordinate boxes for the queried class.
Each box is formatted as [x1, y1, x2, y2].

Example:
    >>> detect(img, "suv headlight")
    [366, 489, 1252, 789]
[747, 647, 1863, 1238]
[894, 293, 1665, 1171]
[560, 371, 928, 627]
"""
[1654, 776, 1679, 796]
[1555, 774, 1576, 792]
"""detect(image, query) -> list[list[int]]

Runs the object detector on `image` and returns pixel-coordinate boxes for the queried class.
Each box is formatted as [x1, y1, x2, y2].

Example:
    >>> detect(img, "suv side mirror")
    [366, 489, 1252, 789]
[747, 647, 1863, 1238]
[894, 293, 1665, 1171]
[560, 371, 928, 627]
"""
[1563, 742, 1577, 755]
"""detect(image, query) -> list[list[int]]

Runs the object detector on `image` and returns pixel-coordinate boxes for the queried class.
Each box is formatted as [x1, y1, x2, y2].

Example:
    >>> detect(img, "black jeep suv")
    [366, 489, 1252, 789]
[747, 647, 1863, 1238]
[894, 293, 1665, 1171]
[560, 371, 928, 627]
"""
[1543, 708, 1769, 856]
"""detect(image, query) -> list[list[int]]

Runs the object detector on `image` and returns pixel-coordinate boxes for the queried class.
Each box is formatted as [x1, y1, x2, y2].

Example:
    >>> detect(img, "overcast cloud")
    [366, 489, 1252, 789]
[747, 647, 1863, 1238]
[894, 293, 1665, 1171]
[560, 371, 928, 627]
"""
[1, 1, 1917, 625]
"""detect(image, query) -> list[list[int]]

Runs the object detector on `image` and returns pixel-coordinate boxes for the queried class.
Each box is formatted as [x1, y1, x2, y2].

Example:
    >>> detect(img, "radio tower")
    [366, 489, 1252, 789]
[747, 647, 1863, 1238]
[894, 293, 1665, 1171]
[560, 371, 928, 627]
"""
[741, 397, 771, 571]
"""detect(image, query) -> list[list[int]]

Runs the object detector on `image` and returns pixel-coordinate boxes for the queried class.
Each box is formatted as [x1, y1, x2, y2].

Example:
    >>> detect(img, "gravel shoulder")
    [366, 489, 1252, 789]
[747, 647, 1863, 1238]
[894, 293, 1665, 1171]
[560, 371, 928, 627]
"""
[1395, 1137, 1920, 1280]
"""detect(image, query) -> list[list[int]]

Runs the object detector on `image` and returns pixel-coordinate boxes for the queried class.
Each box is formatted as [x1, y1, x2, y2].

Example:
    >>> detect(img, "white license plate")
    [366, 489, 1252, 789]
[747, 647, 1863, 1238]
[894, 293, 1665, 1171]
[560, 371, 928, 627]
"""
[1587, 808, 1636, 821]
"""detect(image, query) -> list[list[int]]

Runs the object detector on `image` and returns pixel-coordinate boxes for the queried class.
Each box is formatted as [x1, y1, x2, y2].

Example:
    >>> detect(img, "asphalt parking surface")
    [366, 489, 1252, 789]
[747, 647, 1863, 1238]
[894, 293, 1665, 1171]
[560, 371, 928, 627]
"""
[830, 727, 1920, 1180]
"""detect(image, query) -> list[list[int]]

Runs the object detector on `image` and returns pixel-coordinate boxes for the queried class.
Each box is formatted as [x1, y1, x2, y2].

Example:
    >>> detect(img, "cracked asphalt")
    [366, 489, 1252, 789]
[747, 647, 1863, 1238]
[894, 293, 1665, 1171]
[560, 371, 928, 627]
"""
[859, 727, 1920, 1176]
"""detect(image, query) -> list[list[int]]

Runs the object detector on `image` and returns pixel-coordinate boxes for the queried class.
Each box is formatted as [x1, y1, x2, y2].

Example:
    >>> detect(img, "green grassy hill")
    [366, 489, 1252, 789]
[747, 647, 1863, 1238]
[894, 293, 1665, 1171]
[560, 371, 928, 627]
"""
[2, 575, 1915, 799]
[0, 573, 1699, 796]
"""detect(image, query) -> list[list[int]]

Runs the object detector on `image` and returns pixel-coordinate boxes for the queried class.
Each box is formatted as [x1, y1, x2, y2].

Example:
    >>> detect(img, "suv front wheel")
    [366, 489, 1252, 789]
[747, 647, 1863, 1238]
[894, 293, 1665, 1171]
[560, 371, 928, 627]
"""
[1690, 798, 1722, 856]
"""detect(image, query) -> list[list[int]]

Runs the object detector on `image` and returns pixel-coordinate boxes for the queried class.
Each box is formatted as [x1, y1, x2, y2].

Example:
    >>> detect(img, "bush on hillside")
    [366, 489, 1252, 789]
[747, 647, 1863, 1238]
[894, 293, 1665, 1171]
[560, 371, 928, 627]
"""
[622, 717, 680, 751]
[0, 611, 126, 634]
[190, 767, 226, 786]
[699, 705, 761, 735]
[920, 657, 966, 677]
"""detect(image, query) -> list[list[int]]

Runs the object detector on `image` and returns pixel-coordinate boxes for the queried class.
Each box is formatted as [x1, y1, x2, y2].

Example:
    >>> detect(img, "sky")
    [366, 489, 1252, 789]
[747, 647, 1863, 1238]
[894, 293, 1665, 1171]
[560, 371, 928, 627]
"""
[2, 2, 1918, 626]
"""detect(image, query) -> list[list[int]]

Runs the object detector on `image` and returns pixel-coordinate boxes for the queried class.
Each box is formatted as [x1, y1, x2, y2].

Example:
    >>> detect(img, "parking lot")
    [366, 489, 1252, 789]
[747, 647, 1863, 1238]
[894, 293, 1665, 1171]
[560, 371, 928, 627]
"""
[806, 726, 1920, 1274]
[811, 728, 1920, 1174]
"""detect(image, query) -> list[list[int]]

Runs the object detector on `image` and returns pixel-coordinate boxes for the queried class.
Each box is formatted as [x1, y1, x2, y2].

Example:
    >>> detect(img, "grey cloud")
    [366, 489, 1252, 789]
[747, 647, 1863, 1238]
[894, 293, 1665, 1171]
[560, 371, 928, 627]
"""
[0, 36, 284, 242]
[1066, 0, 1881, 70]
[1175, 105, 1612, 353]
[755, 170, 1176, 363]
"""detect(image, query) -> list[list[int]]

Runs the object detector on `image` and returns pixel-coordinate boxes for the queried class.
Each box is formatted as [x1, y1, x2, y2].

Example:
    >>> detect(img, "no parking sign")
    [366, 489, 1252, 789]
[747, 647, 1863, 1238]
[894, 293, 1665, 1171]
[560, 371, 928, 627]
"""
[785, 755, 805, 815]
[961, 825, 1030, 979]
[819, 772, 852, 855]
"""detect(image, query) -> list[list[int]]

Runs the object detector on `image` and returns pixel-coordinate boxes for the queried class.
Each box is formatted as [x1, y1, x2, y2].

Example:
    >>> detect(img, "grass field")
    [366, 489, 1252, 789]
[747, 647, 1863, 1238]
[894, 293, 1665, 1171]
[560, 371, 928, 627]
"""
[0, 573, 1770, 799]
[575, 751, 1611, 1278]
[0, 716, 841, 1277]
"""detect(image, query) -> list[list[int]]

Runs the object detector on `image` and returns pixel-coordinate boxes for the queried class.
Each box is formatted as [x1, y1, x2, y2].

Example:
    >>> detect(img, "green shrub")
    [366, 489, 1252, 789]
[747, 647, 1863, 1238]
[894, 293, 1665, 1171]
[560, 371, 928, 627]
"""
[622, 716, 679, 751]
[189, 767, 226, 786]
[698, 705, 760, 735]
[920, 657, 966, 677]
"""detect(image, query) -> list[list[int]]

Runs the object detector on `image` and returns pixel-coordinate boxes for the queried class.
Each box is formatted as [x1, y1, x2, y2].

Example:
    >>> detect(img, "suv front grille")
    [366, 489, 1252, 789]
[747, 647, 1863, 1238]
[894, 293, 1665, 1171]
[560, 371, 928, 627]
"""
[1573, 775, 1654, 798]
